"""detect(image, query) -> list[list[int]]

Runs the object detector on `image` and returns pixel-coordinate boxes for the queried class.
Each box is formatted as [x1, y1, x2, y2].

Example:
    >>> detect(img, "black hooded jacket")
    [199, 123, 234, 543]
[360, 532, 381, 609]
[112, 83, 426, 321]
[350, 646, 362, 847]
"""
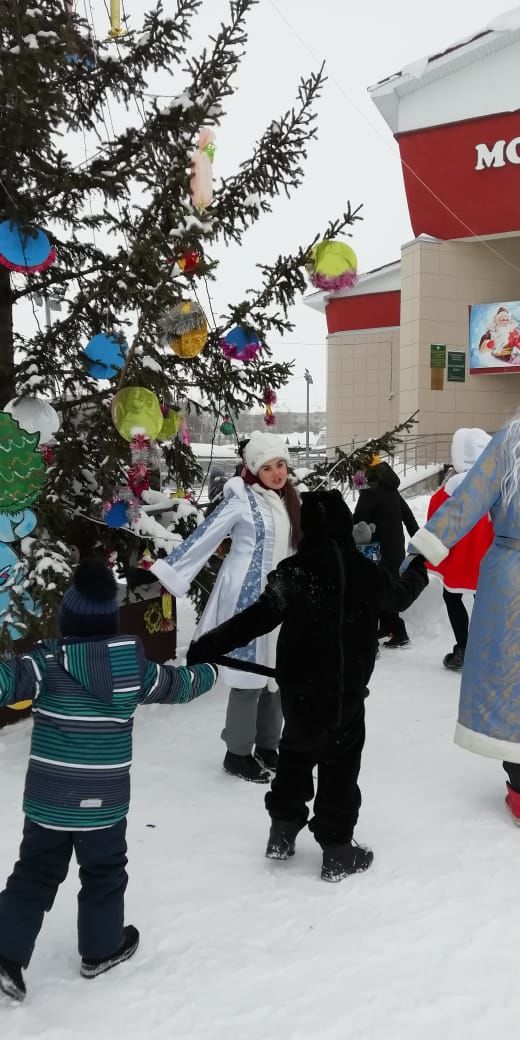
[352, 462, 419, 575]
[188, 491, 427, 714]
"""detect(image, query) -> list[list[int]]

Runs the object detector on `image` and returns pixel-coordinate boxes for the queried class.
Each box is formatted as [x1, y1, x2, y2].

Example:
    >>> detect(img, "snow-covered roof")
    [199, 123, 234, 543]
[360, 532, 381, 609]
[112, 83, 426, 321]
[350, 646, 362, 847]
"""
[304, 260, 401, 314]
[369, 8, 520, 134]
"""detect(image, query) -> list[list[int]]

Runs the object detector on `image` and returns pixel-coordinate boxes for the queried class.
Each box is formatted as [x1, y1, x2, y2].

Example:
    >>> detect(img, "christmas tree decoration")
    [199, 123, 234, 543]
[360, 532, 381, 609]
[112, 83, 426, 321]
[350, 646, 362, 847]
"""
[111, 387, 164, 442]
[179, 418, 191, 445]
[307, 240, 358, 292]
[84, 332, 128, 380]
[161, 590, 174, 632]
[138, 548, 154, 571]
[263, 388, 277, 427]
[0, 220, 56, 274]
[103, 499, 130, 528]
[109, 0, 124, 37]
[0, 542, 38, 641]
[190, 128, 216, 210]
[177, 250, 202, 274]
[4, 397, 60, 445]
[160, 301, 208, 359]
[220, 417, 234, 437]
[0, 0, 361, 653]
[0, 509, 37, 543]
[0, 413, 46, 519]
[158, 405, 183, 440]
[220, 326, 261, 363]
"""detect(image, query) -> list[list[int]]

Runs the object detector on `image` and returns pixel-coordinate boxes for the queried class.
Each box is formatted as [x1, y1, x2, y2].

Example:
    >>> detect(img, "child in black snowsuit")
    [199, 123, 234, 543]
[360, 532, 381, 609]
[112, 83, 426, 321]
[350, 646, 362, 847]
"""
[188, 490, 427, 882]
[0, 560, 217, 1003]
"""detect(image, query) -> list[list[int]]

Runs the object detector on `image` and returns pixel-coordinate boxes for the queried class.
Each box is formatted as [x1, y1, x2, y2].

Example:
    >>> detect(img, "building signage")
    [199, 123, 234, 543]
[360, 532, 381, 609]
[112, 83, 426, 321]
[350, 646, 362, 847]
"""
[447, 351, 466, 382]
[475, 137, 520, 170]
[430, 344, 446, 368]
[469, 301, 520, 374]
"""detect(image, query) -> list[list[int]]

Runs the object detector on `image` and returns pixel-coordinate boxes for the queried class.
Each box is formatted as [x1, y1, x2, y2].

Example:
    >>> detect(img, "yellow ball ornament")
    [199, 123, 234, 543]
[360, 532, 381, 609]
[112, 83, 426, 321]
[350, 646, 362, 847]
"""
[160, 301, 208, 359]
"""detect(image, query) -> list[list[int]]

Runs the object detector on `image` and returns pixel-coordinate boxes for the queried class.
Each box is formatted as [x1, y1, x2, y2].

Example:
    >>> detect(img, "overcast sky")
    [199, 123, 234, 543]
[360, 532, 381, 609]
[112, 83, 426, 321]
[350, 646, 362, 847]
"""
[127, 0, 510, 413]
[30, 0, 515, 414]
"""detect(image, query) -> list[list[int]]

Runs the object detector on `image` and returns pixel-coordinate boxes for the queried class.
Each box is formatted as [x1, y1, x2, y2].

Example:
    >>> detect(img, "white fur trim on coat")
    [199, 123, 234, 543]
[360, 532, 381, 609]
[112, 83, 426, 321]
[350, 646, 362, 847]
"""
[455, 722, 520, 764]
[409, 527, 449, 566]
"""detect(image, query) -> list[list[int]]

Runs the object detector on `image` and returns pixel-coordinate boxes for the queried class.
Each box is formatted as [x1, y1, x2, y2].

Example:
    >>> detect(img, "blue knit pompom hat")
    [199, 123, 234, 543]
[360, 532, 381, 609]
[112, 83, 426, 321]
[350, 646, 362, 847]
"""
[59, 559, 119, 637]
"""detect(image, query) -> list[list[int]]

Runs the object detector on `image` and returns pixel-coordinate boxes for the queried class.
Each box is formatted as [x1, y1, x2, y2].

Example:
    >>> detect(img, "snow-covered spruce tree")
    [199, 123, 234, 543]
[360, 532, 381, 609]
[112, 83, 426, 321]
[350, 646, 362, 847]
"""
[0, 0, 361, 650]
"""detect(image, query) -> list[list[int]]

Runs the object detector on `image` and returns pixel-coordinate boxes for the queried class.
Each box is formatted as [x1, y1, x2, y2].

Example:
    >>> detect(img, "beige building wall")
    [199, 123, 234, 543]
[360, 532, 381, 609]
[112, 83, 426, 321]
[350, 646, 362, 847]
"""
[399, 236, 520, 435]
[327, 328, 400, 447]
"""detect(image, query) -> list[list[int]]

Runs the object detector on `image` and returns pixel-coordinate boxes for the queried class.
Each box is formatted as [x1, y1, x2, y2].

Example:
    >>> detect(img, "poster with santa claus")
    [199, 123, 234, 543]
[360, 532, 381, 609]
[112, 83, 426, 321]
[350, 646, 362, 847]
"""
[469, 301, 520, 373]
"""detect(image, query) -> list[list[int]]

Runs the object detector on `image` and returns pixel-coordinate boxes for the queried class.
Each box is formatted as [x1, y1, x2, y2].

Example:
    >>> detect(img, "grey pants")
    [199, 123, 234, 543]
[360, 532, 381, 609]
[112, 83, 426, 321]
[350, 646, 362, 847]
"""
[221, 686, 283, 756]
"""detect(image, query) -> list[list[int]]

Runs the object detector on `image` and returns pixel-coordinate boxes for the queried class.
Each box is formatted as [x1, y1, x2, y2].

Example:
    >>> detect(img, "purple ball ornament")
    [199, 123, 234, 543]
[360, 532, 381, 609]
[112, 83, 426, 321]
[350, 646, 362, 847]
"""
[219, 326, 262, 363]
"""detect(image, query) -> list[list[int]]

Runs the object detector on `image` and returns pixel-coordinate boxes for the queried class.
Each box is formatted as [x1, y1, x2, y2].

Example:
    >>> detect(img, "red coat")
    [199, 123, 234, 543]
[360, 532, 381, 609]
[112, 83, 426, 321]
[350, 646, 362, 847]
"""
[426, 486, 494, 592]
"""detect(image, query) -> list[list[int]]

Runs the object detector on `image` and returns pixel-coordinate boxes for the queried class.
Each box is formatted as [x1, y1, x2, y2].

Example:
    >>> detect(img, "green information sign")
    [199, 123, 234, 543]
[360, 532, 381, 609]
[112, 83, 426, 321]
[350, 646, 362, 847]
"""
[430, 344, 446, 368]
[447, 350, 466, 382]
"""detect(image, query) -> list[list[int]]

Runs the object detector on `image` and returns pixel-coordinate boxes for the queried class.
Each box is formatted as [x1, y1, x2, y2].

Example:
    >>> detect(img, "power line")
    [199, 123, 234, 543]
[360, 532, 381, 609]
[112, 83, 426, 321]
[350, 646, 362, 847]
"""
[268, 0, 520, 279]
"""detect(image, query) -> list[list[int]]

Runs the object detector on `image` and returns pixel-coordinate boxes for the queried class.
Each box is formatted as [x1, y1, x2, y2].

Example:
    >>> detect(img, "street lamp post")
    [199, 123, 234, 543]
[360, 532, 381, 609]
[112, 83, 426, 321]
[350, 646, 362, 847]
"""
[304, 368, 313, 468]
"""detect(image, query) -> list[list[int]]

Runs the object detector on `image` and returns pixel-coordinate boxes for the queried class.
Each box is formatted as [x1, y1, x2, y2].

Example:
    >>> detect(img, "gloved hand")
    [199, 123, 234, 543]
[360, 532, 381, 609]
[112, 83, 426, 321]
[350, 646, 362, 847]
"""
[352, 521, 376, 546]
[126, 566, 158, 591]
[186, 633, 221, 666]
[399, 552, 426, 575]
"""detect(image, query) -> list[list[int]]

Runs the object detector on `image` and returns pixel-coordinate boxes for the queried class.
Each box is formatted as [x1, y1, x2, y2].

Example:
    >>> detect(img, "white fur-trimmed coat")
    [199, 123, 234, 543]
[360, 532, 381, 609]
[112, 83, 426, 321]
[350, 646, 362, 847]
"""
[152, 477, 292, 689]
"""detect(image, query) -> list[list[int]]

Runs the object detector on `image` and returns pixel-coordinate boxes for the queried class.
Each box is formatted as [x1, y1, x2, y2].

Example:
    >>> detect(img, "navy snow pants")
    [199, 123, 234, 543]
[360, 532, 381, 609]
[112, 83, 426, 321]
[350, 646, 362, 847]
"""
[0, 817, 128, 968]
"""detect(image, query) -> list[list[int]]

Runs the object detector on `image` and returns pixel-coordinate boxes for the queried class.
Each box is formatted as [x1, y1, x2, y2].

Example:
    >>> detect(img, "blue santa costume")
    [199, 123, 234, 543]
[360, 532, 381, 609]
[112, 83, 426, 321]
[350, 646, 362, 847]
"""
[409, 423, 520, 819]
[152, 432, 295, 782]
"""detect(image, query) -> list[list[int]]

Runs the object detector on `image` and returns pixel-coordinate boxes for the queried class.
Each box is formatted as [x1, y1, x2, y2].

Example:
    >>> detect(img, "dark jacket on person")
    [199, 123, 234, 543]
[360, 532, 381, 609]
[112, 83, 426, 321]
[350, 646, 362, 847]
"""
[188, 490, 427, 723]
[353, 461, 419, 575]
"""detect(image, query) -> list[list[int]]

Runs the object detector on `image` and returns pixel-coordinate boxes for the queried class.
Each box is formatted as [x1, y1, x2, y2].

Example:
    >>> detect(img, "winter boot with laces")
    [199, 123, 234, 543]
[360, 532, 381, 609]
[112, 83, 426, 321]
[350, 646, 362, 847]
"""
[0, 955, 26, 1002]
[265, 818, 306, 860]
[80, 925, 139, 979]
[254, 746, 279, 773]
[321, 841, 374, 882]
[443, 645, 465, 671]
[223, 751, 270, 783]
[505, 783, 520, 826]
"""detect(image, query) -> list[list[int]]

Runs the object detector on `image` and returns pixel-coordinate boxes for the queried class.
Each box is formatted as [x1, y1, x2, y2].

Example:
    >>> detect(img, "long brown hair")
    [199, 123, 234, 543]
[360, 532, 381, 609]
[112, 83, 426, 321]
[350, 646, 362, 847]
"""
[281, 478, 302, 549]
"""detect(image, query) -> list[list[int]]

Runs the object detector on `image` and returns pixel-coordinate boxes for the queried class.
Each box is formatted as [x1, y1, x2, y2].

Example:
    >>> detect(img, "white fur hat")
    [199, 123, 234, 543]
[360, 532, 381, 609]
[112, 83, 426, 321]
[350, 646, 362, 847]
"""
[243, 430, 291, 475]
[451, 428, 491, 473]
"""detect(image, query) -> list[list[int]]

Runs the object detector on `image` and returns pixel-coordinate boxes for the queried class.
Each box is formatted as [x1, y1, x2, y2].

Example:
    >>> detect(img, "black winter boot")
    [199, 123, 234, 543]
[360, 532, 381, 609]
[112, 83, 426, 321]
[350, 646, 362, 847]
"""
[0, 955, 26, 1002]
[254, 747, 279, 773]
[223, 751, 270, 783]
[321, 841, 374, 882]
[383, 635, 410, 649]
[265, 818, 306, 860]
[80, 925, 139, 979]
[443, 645, 465, 671]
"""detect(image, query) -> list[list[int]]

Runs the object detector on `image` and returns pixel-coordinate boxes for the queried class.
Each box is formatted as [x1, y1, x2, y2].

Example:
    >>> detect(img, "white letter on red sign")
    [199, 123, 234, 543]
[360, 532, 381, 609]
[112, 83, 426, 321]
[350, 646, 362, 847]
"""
[475, 140, 506, 170]
[505, 137, 520, 164]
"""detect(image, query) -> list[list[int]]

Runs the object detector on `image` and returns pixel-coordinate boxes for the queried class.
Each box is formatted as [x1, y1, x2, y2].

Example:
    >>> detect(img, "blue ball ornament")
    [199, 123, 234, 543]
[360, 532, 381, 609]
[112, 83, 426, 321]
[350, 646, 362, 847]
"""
[84, 333, 128, 379]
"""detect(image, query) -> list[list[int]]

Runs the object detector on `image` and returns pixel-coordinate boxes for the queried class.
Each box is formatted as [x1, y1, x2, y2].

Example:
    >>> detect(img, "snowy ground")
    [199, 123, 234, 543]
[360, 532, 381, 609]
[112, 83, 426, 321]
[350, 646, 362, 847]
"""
[1, 495, 518, 1038]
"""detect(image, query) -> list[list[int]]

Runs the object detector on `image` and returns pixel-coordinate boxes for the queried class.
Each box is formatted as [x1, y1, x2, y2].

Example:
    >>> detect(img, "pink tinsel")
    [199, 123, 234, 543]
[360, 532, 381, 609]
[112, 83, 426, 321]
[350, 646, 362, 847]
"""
[130, 433, 151, 465]
[127, 463, 150, 497]
[263, 412, 276, 427]
[263, 388, 277, 405]
[353, 470, 367, 490]
[180, 420, 191, 445]
[220, 339, 261, 363]
[310, 270, 358, 293]
[0, 245, 57, 275]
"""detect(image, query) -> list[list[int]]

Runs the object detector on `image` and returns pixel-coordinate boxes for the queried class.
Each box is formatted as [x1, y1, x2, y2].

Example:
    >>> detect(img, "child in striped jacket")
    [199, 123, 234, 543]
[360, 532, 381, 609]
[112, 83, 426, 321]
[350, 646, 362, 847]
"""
[0, 560, 217, 1003]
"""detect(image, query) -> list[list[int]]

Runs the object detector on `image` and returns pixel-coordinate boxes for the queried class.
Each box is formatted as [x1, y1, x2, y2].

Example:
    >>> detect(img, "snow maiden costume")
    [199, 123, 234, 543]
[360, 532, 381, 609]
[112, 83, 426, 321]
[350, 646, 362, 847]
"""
[152, 431, 296, 782]
[409, 422, 520, 820]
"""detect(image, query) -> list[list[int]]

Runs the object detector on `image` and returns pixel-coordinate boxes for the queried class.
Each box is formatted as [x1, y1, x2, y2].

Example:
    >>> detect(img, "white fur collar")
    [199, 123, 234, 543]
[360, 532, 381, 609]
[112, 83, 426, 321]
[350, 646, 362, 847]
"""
[251, 483, 292, 566]
[223, 475, 247, 501]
